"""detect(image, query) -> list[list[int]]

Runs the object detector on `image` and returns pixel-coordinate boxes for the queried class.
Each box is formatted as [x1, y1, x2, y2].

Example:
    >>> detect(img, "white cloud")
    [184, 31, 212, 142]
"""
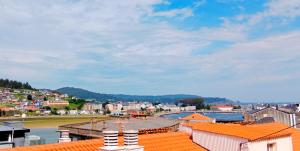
[233, 0, 300, 27]
[0, 0, 299, 100]
[151, 8, 193, 19]
[193, 0, 206, 8]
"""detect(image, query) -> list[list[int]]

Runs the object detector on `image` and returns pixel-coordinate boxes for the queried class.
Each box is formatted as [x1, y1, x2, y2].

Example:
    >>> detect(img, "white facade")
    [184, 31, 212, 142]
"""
[192, 130, 294, 151]
[193, 130, 246, 151]
[69, 110, 78, 115]
[105, 104, 114, 111]
[57, 109, 66, 115]
[183, 106, 196, 111]
[114, 103, 123, 111]
[178, 125, 193, 135]
[212, 106, 233, 111]
[246, 136, 293, 151]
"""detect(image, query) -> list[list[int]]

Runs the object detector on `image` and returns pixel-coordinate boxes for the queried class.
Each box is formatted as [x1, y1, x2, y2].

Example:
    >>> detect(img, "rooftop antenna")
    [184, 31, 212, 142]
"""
[113, 119, 128, 135]
[11, 128, 14, 142]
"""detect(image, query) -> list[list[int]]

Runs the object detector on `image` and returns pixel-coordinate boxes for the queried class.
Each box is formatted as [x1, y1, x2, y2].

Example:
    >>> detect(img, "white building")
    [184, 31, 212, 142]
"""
[105, 104, 114, 111]
[182, 106, 196, 111]
[180, 122, 297, 151]
[210, 105, 233, 111]
[162, 105, 180, 112]
[57, 109, 66, 115]
[69, 110, 78, 115]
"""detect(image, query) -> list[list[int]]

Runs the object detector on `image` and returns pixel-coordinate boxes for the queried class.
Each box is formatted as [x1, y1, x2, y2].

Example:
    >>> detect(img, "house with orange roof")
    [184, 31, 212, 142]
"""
[2, 121, 300, 151]
[0, 131, 207, 151]
[179, 113, 215, 135]
[180, 113, 215, 123]
[180, 122, 300, 151]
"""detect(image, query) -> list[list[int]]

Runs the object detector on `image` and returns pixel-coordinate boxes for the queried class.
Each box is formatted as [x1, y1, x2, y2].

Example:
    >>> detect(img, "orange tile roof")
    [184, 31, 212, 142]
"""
[181, 113, 212, 121]
[184, 122, 300, 150]
[1, 132, 207, 151]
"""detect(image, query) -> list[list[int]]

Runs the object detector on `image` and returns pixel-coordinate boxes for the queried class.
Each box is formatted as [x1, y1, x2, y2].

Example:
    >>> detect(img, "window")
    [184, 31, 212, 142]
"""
[267, 143, 277, 151]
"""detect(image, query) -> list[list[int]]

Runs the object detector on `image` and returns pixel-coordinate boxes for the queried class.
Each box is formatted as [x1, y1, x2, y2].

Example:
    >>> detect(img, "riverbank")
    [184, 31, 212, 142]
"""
[0, 115, 108, 128]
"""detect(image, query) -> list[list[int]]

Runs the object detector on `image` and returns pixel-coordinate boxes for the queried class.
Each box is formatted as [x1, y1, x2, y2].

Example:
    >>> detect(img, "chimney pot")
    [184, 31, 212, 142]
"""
[123, 130, 138, 146]
[103, 130, 119, 147]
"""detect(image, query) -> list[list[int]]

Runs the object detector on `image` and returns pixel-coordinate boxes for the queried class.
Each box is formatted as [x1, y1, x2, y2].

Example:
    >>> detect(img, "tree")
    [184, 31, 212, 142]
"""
[0, 79, 35, 90]
[105, 109, 111, 115]
[67, 98, 86, 110]
[51, 108, 58, 115]
[27, 94, 33, 101]
[177, 98, 206, 110]
[43, 106, 51, 110]
[102, 101, 110, 109]
[141, 107, 146, 111]
[233, 105, 241, 109]
[65, 106, 71, 111]
[152, 102, 161, 106]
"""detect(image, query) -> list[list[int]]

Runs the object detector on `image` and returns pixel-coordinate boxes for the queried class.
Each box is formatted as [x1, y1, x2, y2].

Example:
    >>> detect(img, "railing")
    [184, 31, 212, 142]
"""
[59, 119, 180, 138]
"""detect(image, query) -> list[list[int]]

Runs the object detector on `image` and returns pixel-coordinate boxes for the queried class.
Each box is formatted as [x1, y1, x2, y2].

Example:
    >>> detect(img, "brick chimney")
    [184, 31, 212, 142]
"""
[57, 130, 71, 143]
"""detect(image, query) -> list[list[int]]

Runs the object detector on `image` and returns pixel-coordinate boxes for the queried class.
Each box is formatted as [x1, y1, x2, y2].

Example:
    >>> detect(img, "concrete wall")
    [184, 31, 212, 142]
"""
[192, 130, 247, 151]
[247, 136, 293, 151]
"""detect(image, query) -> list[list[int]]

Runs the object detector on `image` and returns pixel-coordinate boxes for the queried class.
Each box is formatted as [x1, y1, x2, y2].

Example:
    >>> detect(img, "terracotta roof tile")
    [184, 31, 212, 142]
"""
[181, 113, 212, 121]
[1, 132, 206, 151]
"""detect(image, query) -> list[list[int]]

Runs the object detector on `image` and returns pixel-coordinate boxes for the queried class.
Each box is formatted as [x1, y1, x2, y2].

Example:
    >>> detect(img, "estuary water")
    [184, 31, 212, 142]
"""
[161, 112, 244, 121]
[26, 128, 59, 145]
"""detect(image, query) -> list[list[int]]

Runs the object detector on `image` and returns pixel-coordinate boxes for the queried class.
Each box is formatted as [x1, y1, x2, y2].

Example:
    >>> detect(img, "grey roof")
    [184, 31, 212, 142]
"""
[1, 121, 24, 129]
[247, 107, 294, 115]
[76, 117, 178, 131]
[255, 117, 275, 124]
[247, 109, 260, 114]
[0, 125, 13, 131]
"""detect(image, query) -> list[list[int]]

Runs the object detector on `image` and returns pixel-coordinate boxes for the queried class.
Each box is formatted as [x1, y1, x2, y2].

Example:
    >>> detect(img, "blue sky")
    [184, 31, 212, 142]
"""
[1, 0, 300, 102]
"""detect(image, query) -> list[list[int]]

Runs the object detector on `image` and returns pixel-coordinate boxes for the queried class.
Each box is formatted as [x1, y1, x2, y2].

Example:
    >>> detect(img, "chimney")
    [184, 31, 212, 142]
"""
[57, 130, 71, 143]
[99, 130, 144, 151]
[100, 131, 123, 151]
[123, 130, 144, 151]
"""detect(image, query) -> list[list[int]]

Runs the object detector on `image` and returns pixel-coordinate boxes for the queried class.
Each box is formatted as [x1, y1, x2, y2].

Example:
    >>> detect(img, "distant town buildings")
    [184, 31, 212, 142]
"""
[210, 105, 233, 111]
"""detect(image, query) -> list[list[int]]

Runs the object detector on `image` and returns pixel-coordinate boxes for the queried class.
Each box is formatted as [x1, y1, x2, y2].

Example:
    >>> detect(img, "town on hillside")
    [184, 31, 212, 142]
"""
[1, 79, 300, 151]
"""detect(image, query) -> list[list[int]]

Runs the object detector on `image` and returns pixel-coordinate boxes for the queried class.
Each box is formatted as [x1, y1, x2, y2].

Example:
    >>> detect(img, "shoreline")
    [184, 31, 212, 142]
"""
[0, 115, 108, 129]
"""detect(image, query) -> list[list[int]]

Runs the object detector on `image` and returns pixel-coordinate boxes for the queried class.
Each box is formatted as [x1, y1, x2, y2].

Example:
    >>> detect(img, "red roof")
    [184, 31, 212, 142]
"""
[1, 132, 207, 151]
[181, 113, 212, 121]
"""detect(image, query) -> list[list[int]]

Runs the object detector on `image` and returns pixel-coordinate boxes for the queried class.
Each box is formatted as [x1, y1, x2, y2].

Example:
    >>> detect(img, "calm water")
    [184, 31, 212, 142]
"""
[27, 128, 59, 144]
[24, 112, 243, 145]
[161, 112, 244, 121]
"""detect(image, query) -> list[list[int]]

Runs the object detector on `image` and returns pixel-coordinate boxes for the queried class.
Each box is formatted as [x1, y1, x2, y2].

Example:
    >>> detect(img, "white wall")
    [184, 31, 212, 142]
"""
[247, 136, 293, 151]
[193, 130, 247, 151]
[178, 125, 193, 135]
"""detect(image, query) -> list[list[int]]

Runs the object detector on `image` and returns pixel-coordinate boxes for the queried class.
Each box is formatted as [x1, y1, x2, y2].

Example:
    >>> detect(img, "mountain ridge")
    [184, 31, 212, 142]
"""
[57, 87, 237, 104]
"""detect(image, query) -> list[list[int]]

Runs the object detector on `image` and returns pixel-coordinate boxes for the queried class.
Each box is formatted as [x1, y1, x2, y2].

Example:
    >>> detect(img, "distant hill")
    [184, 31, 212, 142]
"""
[56, 87, 236, 104]
[57, 87, 115, 100]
